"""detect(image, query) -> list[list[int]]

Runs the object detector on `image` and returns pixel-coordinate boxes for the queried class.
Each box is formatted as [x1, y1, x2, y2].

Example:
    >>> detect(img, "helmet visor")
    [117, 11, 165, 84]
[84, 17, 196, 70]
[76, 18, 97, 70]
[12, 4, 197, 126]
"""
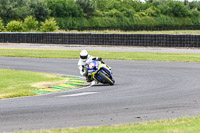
[80, 55, 88, 59]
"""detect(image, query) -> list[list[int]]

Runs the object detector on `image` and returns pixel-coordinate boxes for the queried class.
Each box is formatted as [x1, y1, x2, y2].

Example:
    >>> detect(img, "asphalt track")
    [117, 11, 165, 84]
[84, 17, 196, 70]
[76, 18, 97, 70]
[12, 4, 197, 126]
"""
[0, 57, 200, 132]
[1, 43, 200, 53]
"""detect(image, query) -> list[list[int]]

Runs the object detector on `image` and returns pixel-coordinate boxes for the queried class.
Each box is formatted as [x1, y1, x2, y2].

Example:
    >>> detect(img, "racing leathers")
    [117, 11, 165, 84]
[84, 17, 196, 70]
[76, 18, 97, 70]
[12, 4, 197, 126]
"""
[78, 55, 103, 82]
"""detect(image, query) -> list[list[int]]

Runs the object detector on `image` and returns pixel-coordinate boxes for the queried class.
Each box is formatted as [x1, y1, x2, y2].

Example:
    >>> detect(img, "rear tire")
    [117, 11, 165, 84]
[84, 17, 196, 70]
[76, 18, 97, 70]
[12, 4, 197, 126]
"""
[99, 72, 114, 85]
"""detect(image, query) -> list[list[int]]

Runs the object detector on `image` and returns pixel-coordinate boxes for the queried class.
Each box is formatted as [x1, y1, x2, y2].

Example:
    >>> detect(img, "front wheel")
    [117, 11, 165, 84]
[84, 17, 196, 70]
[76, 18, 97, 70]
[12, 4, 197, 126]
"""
[98, 72, 114, 85]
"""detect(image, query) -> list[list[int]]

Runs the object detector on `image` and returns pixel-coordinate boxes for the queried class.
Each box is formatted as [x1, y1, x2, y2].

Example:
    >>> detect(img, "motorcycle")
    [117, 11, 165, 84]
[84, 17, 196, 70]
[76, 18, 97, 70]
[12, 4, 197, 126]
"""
[87, 60, 115, 85]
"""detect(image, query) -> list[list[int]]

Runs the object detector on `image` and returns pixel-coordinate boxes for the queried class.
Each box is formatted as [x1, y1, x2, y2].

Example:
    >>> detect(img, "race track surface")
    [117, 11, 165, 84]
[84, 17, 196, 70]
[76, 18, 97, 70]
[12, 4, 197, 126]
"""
[0, 57, 200, 132]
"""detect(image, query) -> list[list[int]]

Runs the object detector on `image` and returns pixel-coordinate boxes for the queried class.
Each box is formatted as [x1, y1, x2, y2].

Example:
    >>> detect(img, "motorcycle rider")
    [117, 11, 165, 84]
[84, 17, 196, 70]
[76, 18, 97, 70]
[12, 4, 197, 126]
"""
[78, 49, 109, 82]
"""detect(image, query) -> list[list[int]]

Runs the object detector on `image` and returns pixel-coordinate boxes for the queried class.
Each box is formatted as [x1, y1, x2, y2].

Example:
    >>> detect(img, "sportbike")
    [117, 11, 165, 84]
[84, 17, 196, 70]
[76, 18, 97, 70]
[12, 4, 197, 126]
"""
[87, 60, 115, 85]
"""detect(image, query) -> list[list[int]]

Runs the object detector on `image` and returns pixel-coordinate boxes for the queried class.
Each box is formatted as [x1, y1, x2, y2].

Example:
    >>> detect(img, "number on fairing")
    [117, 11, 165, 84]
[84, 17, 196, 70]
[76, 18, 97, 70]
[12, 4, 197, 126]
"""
[89, 63, 95, 69]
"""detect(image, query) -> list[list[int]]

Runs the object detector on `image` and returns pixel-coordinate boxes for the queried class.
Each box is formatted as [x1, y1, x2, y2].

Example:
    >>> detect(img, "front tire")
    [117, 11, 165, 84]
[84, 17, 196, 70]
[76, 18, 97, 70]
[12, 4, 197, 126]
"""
[99, 72, 114, 85]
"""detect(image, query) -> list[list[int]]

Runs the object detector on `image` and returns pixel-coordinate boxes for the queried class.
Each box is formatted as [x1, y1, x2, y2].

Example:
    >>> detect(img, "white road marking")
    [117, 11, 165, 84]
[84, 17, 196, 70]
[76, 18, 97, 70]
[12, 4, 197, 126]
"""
[58, 92, 99, 97]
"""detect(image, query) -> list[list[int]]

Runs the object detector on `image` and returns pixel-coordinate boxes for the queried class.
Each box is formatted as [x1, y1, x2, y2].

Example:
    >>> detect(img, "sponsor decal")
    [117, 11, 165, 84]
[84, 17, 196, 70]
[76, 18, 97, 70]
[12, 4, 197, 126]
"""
[88, 70, 95, 73]
[88, 63, 95, 69]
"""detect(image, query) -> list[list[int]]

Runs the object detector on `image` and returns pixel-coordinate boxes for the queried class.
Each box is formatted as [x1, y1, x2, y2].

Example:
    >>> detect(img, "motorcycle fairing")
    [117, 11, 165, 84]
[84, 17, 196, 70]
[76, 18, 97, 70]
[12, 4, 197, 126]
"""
[87, 60, 114, 83]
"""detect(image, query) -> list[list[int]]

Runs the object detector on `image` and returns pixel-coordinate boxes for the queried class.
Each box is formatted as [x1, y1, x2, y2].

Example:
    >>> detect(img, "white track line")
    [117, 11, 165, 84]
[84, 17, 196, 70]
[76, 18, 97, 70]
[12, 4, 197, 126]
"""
[58, 92, 99, 97]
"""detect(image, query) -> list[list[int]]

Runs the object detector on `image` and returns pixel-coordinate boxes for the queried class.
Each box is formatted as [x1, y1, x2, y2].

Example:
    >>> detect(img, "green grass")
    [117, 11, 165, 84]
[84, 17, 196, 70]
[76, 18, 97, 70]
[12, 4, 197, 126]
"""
[14, 116, 200, 133]
[0, 69, 68, 99]
[57, 30, 200, 34]
[1, 48, 200, 62]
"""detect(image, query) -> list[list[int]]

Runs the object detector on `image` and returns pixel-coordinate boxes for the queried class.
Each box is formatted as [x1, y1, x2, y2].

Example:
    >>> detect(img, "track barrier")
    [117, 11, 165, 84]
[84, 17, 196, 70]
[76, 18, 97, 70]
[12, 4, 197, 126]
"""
[0, 32, 200, 47]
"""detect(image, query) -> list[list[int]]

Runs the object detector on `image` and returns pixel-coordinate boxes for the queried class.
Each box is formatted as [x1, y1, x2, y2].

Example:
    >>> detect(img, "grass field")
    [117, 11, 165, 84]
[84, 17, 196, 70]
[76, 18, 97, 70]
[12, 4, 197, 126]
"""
[1, 48, 200, 62]
[14, 116, 200, 133]
[57, 30, 200, 35]
[0, 69, 69, 99]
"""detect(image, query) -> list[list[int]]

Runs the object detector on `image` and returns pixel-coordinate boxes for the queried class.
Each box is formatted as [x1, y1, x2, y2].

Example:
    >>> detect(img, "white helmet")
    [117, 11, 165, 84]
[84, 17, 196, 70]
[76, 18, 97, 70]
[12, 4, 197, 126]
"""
[80, 50, 88, 61]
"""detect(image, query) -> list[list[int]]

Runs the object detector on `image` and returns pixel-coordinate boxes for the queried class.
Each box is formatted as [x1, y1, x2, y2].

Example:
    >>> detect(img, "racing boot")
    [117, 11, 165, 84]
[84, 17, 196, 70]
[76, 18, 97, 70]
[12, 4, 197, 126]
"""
[86, 75, 93, 82]
[91, 80, 99, 86]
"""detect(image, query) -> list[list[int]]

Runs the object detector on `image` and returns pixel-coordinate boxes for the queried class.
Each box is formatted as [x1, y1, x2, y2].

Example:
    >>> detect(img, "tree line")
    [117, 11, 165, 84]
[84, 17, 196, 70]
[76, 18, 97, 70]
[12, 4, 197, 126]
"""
[1, 0, 200, 32]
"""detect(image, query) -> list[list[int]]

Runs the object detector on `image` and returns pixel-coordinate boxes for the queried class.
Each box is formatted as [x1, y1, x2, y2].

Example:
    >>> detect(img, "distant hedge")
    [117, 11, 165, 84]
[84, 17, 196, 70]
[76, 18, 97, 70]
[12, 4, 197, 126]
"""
[54, 16, 199, 31]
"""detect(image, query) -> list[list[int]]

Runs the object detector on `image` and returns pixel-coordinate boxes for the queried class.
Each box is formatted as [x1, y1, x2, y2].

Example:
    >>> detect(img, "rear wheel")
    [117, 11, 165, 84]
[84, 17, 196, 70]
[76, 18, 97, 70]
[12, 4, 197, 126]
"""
[98, 71, 114, 85]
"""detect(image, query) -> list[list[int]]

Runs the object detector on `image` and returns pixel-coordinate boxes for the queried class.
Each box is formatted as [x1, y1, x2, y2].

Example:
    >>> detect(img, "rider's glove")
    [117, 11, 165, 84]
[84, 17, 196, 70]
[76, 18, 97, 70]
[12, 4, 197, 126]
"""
[92, 57, 102, 61]
[82, 65, 84, 72]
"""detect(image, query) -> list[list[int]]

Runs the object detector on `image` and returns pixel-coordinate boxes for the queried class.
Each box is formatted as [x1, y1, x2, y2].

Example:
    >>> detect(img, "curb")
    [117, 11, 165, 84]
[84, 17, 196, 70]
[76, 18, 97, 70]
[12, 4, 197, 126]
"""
[32, 76, 89, 94]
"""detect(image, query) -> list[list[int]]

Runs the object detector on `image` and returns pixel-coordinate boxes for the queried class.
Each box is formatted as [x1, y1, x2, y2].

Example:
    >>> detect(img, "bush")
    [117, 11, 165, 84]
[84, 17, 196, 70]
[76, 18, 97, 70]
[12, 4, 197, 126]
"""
[23, 16, 39, 31]
[155, 15, 193, 30]
[133, 16, 159, 30]
[40, 18, 59, 32]
[189, 8, 200, 17]
[104, 9, 124, 17]
[56, 17, 78, 30]
[55, 17, 89, 30]
[87, 17, 120, 30]
[0, 18, 5, 32]
[6, 20, 24, 32]
[191, 17, 200, 29]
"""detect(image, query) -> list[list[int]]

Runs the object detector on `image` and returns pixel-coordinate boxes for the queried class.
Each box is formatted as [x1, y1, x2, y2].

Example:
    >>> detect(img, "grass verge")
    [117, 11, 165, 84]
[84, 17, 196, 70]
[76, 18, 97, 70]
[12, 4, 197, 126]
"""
[14, 116, 200, 133]
[1, 48, 200, 62]
[57, 30, 200, 35]
[0, 69, 69, 99]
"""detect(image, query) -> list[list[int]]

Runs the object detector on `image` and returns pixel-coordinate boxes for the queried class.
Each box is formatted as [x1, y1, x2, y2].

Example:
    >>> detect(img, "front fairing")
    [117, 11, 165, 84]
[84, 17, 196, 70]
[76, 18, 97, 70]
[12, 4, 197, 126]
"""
[87, 61, 114, 83]
[87, 61, 100, 74]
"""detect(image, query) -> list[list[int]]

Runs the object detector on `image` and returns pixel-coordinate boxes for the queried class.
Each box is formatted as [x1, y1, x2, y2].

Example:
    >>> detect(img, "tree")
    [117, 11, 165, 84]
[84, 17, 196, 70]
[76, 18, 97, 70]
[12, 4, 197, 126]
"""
[0, 0, 20, 20]
[189, 1, 200, 11]
[168, 1, 189, 17]
[4, 0, 33, 20]
[76, 0, 96, 16]
[158, 1, 189, 17]
[0, 18, 5, 31]
[0, 0, 49, 21]
[184, 0, 188, 5]
[93, 0, 108, 11]
[46, 0, 83, 17]
[30, 0, 50, 21]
